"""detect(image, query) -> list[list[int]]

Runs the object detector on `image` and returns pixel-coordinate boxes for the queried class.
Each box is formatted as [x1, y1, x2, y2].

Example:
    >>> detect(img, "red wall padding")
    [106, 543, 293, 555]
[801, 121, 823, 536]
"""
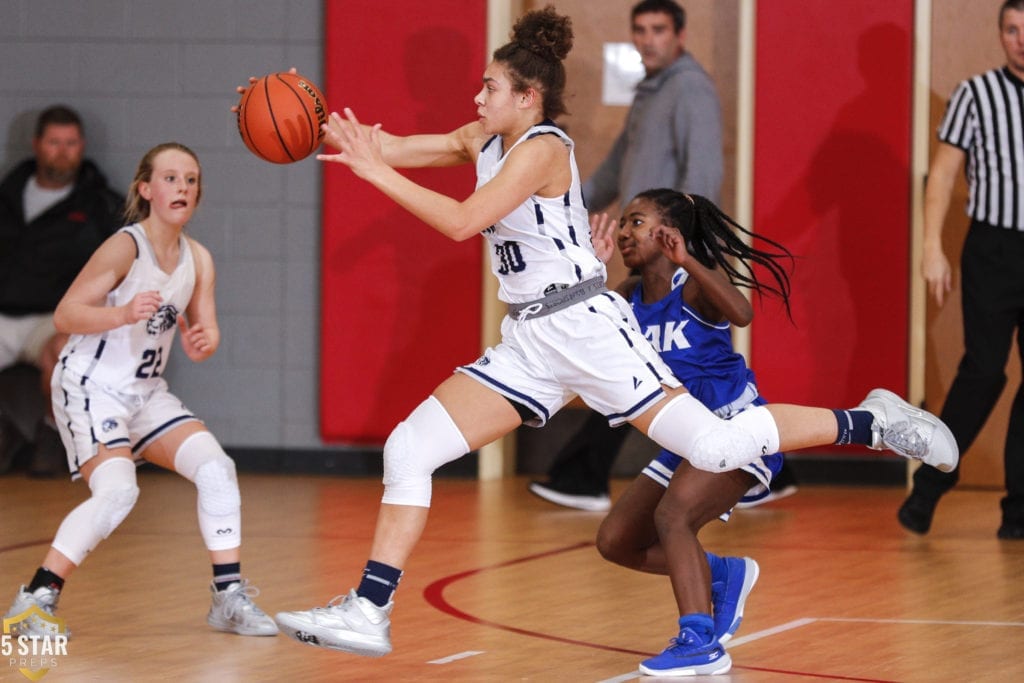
[752, 1, 913, 415]
[320, 1, 486, 443]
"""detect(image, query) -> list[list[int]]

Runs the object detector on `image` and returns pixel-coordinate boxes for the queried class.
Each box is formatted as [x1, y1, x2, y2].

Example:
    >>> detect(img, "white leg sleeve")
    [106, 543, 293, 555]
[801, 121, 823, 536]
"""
[51, 457, 140, 566]
[381, 396, 470, 508]
[646, 394, 778, 472]
[730, 405, 781, 455]
[174, 431, 241, 551]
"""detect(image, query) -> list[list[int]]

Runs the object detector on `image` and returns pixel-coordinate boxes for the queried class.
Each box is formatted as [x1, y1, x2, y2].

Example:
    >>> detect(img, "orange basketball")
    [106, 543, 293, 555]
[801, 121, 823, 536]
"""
[237, 72, 328, 164]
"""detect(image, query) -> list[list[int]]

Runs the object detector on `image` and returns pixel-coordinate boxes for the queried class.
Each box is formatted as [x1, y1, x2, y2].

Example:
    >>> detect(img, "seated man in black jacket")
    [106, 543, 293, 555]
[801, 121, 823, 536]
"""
[0, 105, 123, 475]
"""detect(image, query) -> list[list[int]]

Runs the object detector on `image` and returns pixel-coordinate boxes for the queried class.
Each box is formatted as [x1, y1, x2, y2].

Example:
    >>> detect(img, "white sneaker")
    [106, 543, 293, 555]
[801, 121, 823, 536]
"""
[207, 580, 278, 636]
[5, 585, 69, 638]
[858, 388, 959, 473]
[275, 589, 392, 657]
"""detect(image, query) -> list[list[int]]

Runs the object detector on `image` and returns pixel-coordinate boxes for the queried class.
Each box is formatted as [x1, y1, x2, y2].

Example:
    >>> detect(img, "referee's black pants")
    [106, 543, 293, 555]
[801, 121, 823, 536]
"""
[913, 220, 1024, 524]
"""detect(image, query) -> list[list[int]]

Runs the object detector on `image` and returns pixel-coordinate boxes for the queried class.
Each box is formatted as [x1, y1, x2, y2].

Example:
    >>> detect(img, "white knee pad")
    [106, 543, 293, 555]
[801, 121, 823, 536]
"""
[647, 394, 777, 472]
[174, 431, 241, 551]
[381, 396, 470, 508]
[730, 405, 780, 457]
[51, 457, 139, 565]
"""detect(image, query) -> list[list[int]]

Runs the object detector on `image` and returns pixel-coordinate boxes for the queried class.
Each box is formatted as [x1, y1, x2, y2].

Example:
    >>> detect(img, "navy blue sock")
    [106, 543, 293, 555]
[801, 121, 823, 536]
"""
[357, 560, 403, 607]
[213, 562, 241, 591]
[28, 567, 64, 593]
[832, 409, 875, 446]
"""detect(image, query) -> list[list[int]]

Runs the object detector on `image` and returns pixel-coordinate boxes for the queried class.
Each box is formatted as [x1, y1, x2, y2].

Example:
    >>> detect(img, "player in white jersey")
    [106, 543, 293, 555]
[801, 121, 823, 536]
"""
[272, 7, 958, 659]
[57, 219, 194, 413]
[4, 143, 277, 640]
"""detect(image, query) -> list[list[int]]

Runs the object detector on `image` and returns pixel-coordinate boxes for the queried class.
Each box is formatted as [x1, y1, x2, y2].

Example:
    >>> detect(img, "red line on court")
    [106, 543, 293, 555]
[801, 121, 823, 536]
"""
[422, 541, 899, 682]
[422, 541, 649, 656]
[0, 540, 50, 554]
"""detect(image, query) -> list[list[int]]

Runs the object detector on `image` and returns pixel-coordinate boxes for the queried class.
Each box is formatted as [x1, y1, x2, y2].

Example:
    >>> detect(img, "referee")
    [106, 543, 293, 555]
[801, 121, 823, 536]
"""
[900, 0, 1024, 539]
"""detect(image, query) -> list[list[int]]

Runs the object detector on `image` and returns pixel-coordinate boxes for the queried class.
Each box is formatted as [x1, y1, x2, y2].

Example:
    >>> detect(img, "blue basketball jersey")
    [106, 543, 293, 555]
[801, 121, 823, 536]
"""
[631, 272, 785, 509]
[629, 276, 756, 415]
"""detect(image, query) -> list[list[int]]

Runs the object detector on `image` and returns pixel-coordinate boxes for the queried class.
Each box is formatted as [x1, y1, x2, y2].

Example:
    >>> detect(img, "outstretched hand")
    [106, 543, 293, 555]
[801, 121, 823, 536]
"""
[316, 108, 388, 180]
[589, 212, 616, 264]
[230, 67, 299, 113]
[177, 316, 214, 361]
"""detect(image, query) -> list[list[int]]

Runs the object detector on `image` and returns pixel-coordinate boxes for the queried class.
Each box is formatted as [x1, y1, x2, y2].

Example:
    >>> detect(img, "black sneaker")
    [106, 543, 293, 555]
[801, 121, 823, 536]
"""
[528, 481, 610, 511]
[0, 415, 21, 475]
[897, 490, 939, 534]
[997, 522, 1024, 540]
[28, 421, 66, 478]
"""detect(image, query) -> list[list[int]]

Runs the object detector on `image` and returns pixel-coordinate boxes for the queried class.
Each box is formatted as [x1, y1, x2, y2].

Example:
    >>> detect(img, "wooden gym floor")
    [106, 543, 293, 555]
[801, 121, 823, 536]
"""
[2, 470, 1022, 682]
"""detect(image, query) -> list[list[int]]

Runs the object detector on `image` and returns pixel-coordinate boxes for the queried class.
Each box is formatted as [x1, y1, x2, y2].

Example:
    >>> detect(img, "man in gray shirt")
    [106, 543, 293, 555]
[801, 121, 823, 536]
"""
[584, 0, 723, 210]
[531, 0, 737, 512]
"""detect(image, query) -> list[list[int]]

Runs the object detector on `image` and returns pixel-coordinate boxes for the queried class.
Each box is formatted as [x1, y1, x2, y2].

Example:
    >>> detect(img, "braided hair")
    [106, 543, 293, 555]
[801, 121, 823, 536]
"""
[634, 188, 794, 317]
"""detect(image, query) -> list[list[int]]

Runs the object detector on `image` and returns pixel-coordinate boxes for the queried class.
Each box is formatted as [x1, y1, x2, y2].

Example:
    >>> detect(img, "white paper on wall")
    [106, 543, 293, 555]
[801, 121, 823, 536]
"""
[601, 42, 645, 106]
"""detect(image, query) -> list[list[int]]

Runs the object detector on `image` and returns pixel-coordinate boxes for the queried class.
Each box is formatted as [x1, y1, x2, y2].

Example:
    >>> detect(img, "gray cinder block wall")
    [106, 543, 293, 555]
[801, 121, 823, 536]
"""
[0, 0, 328, 450]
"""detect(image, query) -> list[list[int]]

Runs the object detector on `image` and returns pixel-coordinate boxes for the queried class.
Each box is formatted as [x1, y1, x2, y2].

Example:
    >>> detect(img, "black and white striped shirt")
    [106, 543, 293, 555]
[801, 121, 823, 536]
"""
[937, 67, 1024, 230]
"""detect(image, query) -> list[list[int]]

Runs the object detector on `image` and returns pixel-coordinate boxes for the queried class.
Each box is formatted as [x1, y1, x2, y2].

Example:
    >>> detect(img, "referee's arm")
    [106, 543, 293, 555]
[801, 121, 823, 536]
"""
[922, 141, 966, 307]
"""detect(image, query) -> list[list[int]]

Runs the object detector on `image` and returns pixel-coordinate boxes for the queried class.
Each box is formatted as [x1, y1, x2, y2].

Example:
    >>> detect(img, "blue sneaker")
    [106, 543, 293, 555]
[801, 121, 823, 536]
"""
[711, 556, 759, 643]
[639, 614, 731, 676]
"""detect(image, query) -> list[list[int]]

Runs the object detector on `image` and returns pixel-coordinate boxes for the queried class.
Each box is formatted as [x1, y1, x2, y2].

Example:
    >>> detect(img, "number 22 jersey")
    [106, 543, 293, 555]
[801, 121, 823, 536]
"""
[58, 223, 195, 397]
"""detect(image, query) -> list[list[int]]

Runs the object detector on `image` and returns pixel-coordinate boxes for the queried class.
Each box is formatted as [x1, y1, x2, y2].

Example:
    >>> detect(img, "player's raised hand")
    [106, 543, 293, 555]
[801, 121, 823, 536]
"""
[231, 67, 299, 112]
[317, 108, 387, 180]
[655, 226, 691, 268]
[589, 212, 616, 264]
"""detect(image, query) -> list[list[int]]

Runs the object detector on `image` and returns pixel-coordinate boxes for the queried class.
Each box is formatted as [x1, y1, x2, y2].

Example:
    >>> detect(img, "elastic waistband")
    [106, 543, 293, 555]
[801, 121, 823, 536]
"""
[507, 277, 608, 321]
[712, 382, 759, 419]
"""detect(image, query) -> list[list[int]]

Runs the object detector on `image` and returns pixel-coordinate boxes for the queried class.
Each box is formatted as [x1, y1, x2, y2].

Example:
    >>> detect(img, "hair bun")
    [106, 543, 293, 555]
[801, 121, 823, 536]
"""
[511, 5, 573, 62]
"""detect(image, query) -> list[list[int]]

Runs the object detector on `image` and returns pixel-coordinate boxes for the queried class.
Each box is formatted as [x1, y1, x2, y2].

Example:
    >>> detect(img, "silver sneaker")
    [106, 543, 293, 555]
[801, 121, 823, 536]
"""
[207, 580, 278, 636]
[5, 585, 69, 638]
[858, 388, 959, 473]
[275, 589, 392, 657]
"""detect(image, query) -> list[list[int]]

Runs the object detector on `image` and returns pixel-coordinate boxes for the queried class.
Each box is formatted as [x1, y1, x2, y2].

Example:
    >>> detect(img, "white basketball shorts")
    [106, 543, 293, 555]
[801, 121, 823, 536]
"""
[457, 291, 680, 428]
[52, 370, 199, 480]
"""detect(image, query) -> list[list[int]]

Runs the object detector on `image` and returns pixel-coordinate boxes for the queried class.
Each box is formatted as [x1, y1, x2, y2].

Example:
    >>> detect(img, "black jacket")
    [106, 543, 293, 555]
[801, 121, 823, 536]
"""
[0, 158, 124, 315]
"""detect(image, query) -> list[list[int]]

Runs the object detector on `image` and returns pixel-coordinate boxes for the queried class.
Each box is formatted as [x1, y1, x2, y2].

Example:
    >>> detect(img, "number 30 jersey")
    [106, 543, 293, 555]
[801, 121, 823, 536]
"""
[58, 223, 195, 397]
[476, 121, 605, 304]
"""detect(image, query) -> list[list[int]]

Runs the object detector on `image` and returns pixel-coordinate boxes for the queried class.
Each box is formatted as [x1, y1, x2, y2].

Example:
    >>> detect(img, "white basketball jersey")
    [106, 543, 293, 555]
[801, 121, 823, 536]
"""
[59, 224, 196, 396]
[476, 122, 606, 304]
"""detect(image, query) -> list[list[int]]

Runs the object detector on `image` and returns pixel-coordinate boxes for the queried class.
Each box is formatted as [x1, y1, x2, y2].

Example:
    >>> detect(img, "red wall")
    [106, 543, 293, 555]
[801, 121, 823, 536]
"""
[752, 1, 913, 416]
[320, 0, 486, 443]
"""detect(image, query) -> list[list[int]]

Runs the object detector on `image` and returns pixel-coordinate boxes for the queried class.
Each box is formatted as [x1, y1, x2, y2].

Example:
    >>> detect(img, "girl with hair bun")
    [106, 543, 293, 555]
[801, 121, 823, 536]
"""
[273, 6, 957, 660]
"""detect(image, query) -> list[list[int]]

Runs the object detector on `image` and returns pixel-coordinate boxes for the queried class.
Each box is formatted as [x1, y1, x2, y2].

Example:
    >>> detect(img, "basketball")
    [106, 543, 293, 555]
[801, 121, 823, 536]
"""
[237, 72, 328, 164]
